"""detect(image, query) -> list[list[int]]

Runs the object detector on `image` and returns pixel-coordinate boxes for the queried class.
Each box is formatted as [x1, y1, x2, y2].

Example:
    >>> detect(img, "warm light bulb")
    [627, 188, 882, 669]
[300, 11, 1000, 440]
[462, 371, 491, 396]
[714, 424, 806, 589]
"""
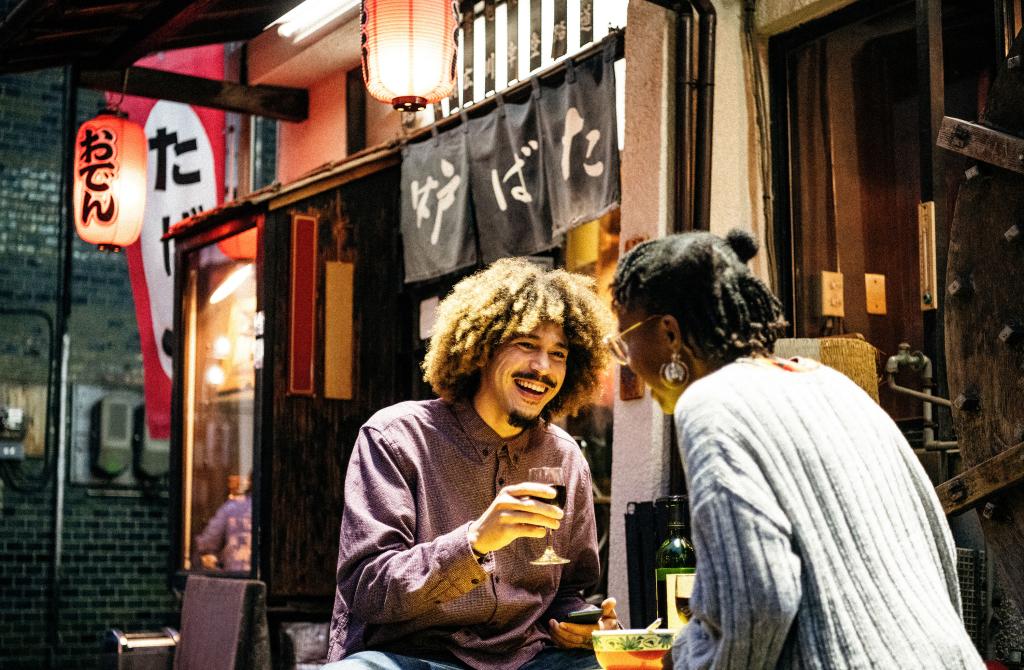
[205, 364, 225, 386]
[213, 336, 232, 359]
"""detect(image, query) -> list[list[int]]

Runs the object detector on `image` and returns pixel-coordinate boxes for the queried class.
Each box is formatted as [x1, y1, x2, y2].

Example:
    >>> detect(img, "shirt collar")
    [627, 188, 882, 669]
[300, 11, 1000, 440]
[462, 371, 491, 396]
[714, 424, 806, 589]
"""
[450, 400, 535, 461]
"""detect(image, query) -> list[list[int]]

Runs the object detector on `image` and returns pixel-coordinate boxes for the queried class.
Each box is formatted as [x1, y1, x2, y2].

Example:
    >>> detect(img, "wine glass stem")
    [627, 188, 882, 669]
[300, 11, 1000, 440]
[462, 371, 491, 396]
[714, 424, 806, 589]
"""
[546, 528, 553, 551]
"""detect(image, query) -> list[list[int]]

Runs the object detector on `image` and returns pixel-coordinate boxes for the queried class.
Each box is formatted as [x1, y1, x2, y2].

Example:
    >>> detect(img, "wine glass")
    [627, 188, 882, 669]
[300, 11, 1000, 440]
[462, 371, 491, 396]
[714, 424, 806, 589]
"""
[527, 466, 570, 565]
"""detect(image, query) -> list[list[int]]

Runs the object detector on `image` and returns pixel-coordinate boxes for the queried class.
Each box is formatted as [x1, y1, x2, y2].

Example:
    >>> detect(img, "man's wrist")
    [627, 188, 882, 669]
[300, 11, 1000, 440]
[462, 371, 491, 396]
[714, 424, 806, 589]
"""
[466, 525, 487, 561]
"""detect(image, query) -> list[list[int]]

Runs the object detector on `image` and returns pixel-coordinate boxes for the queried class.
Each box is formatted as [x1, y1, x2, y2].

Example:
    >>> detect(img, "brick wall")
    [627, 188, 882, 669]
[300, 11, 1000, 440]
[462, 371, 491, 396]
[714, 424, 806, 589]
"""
[0, 68, 177, 670]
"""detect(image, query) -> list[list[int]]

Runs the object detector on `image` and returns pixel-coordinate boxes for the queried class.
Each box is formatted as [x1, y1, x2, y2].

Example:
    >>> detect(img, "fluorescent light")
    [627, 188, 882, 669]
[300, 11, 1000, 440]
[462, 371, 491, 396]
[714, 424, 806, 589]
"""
[272, 0, 360, 42]
[209, 264, 254, 305]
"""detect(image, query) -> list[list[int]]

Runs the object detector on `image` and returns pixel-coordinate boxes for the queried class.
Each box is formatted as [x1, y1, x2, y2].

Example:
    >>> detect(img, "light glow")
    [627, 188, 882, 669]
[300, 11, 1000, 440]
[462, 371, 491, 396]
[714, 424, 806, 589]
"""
[205, 364, 225, 386]
[209, 264, 254, 305]
[273, 0, 360, 42]
[72, 112, 148, 251]
[362, 0, 459, 110]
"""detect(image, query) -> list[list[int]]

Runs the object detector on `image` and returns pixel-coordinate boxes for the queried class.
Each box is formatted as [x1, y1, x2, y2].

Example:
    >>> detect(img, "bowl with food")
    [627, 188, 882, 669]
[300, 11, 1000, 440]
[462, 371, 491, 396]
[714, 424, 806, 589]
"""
[591, 628, 675, 669]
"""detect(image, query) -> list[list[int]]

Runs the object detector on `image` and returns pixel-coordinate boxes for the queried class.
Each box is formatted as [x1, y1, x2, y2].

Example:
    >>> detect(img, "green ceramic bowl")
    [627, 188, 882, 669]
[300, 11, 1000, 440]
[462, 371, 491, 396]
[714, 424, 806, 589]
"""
[591, 629, 675, 669]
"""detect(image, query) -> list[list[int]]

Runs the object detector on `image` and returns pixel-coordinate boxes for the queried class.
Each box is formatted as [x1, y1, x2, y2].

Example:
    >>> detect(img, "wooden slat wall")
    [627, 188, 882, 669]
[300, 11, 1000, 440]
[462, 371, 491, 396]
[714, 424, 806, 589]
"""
[261, 166, 408, 601]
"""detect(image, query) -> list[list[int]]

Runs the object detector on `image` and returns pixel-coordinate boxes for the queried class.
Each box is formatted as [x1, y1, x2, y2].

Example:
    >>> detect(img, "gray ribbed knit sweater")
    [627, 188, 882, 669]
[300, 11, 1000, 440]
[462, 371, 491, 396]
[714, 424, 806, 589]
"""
[671, 359, 984, 669]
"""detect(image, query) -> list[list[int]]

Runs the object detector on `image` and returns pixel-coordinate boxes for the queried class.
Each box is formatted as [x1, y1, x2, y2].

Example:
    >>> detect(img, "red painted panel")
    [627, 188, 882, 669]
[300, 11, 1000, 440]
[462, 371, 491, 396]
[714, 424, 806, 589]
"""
[289, 214, 318, 396]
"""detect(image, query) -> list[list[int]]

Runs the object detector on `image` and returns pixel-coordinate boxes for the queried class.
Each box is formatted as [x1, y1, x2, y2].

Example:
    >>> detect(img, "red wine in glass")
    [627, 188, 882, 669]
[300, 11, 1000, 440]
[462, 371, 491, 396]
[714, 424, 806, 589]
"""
[527, 467, 570, 565]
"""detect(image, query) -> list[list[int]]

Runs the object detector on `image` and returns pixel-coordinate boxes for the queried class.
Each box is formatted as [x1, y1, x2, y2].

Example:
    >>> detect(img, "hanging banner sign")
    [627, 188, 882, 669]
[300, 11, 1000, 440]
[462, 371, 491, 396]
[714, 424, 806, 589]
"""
[468, 91, 552, 263]
[399, 124, 477, 283]
[400, 37, 619, 282]
[118, 46, 226, 440]
[537, 37, 620, 237]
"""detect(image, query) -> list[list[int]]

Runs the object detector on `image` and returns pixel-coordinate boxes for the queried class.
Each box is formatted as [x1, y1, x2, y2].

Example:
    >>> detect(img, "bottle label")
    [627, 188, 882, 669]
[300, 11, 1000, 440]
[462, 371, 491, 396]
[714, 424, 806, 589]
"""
[655, 568, 696, 629]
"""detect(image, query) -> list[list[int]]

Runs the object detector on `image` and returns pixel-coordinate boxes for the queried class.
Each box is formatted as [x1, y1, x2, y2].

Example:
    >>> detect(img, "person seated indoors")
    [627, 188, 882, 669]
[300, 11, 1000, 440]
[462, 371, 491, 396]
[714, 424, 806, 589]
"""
[194, 473, 252, 572]
[322, 259, 621, 670]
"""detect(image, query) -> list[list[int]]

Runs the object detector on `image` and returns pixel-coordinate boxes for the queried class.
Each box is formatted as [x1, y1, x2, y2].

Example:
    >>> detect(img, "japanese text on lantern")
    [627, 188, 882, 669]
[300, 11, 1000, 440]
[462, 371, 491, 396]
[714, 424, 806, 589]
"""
[77, 125, 120, 227]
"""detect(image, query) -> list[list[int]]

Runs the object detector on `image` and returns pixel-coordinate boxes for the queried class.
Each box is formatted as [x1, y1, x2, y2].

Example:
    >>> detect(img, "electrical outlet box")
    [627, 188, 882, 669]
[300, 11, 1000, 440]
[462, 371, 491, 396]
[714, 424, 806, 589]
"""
[865, 273, 887, 315]
[819, 270, 845, 317]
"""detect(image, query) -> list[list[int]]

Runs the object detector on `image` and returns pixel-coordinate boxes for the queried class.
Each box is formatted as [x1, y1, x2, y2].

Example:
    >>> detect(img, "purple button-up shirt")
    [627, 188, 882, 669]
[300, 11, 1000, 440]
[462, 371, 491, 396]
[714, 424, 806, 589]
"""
[327, 399, 599, 669]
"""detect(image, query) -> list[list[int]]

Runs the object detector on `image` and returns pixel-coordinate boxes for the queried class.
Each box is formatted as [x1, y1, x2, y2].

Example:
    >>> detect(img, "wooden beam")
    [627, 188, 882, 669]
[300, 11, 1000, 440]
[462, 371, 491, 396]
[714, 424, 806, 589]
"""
[106, 0, 222, 67]
[937, 116, 1024, 176]
[936, 440, 1024, 516]
[80, 66, 308, 122]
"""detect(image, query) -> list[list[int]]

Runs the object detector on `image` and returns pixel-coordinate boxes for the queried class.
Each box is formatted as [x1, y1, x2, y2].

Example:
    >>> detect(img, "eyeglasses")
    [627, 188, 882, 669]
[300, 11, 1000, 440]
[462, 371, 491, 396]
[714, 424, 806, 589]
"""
[603, 314, 663, 366]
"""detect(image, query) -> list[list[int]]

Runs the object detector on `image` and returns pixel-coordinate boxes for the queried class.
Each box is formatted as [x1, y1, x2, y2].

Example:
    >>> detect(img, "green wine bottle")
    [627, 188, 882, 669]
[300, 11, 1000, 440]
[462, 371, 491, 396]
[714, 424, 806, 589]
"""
[655, 496, 696, 629]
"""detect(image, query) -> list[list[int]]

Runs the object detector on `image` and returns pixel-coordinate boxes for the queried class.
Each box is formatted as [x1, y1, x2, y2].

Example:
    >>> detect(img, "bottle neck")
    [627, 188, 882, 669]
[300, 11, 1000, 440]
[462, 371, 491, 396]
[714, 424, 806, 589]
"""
[667, 522, 688, 538]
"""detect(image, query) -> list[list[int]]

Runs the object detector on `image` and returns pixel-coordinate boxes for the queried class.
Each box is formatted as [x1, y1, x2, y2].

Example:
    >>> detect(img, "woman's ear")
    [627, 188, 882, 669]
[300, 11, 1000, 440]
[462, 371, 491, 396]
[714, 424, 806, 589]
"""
[659, 314, 683, 348]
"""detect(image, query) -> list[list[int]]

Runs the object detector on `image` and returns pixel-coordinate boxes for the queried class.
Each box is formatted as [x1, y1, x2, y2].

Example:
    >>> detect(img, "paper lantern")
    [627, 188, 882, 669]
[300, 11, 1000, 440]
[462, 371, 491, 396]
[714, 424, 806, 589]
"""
[361, 0, 460, 111]
[72, 111, 147, 252]
[216, 221, 260, 261]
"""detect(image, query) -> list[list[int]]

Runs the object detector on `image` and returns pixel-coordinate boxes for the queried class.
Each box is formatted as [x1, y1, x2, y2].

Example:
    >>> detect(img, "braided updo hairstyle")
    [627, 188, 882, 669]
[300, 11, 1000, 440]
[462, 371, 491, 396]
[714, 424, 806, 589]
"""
[611, 229, 788, 364]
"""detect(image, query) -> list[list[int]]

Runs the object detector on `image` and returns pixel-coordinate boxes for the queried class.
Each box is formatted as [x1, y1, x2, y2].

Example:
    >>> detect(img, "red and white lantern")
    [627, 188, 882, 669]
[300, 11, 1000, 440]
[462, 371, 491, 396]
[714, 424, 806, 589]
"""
[361, 0, 460, 111]
[72, 111, 147, 252]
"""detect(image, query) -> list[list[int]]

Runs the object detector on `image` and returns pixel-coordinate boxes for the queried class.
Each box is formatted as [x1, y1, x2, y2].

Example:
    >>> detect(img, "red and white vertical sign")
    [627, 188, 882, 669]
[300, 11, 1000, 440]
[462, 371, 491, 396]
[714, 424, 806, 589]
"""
[116, 45, 226, 440]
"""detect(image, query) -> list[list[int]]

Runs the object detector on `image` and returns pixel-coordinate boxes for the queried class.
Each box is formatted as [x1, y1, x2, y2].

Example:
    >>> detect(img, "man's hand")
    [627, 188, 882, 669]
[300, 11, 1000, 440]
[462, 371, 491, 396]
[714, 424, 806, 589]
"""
[549, 597, 620, 649]
[467, 483, 563, 555]
[200, 553, 218, 570]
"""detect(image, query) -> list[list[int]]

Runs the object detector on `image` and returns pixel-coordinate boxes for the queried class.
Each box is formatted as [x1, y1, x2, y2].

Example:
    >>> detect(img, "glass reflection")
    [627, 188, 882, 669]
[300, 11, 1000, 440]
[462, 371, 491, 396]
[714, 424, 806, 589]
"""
[181, 233, 256, 572]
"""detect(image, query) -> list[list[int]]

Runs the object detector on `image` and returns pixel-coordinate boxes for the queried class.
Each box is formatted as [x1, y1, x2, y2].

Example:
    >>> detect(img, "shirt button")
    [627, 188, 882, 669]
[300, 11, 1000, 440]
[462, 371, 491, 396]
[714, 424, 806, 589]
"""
[482, 449, 489, 456]
[494, 576, 501, 583]
[471, 578, 480, 584]
[498, 478, 505, 486]
[434, 599, 442, 604]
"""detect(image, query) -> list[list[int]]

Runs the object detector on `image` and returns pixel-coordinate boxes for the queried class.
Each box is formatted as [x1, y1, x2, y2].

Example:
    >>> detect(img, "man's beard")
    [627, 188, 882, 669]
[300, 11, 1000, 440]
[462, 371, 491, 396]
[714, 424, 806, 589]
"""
[508, 410, 541, 430]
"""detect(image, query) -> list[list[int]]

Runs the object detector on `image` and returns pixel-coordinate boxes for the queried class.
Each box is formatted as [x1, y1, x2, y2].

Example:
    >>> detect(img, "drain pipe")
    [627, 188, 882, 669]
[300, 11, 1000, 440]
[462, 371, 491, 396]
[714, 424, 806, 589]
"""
[47, 63, 77, 670]
[690, 0, 716, 230]
[884, 343, 957, 451]
[641, 0, 715, 232]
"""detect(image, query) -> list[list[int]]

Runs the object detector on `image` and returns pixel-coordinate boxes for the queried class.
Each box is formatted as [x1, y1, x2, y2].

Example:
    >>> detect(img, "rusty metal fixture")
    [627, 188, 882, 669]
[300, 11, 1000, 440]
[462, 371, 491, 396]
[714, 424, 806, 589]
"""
[999, 321, 1024, 344]
[1006, 224, 1021, 243]
[982, 502, 998, 520]
[952, 390, 981, 413]
[947, 274, 974, 298]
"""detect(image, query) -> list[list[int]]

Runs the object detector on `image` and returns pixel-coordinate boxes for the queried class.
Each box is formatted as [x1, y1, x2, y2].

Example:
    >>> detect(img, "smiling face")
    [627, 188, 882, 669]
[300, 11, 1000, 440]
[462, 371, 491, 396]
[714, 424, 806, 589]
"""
[473, 321, 569, 437]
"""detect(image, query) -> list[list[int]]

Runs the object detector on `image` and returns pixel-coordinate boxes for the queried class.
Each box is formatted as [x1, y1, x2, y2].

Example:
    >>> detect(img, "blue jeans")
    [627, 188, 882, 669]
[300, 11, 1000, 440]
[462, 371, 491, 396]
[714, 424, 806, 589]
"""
[321, 647, 599, 670]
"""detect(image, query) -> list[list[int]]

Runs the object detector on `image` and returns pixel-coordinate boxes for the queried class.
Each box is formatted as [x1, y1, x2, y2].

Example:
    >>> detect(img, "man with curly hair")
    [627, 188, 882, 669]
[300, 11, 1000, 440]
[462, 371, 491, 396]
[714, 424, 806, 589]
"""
[323, 259, 619, 670]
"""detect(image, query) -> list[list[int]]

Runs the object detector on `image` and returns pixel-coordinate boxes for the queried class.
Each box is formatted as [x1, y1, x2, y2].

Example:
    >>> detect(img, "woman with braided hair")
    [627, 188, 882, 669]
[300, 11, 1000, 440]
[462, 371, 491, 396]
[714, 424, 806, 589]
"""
[608, 230, 982, 669]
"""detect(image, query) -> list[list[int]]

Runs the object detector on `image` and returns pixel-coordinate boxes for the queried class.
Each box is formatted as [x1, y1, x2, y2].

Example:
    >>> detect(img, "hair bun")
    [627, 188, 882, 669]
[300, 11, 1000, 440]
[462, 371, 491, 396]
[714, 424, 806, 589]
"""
[725, 228, 758, 263]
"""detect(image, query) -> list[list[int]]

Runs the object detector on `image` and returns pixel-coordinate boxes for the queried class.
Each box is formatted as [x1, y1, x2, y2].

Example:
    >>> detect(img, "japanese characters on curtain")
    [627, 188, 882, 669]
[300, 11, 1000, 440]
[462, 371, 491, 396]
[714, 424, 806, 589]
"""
[400, 124, 478, 283]
[537, 38, 620, 237]
[468, 91, 551, 262]
[399, 37, 619, 283]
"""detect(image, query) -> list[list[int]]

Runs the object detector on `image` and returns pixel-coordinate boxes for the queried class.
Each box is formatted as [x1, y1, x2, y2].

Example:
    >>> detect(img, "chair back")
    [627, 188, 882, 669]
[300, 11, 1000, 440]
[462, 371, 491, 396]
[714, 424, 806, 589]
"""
[173, 575, 271, 670]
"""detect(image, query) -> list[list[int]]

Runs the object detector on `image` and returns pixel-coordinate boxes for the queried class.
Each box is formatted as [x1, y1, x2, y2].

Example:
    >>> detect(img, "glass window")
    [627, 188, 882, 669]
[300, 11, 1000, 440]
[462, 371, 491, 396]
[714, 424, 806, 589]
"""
[180, 231, 257, 572]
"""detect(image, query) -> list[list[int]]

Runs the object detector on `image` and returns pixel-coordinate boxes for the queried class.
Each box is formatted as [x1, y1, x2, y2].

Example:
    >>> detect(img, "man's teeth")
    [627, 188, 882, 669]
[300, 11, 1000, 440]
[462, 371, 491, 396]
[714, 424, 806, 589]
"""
[516, 379, 547, 393]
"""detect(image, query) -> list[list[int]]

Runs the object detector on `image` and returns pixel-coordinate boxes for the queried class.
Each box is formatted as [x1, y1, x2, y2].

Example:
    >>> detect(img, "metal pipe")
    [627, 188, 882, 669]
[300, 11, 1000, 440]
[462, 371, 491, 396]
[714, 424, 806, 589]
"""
[884, 343, 956, 454]
[690, 0, 716, 230]
[47, 62, 77, 670]
[674, 5, 694, 233]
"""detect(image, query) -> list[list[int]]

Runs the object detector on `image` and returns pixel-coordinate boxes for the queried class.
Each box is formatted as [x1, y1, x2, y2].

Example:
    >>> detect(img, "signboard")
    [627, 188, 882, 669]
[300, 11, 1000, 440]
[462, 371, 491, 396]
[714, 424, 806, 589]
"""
[117, 45, 226, 440]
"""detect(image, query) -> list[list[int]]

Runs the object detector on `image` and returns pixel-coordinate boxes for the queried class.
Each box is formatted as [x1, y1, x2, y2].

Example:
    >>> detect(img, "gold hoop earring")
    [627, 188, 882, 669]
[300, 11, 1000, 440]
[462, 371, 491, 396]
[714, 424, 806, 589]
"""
[660, 352, 689, 387]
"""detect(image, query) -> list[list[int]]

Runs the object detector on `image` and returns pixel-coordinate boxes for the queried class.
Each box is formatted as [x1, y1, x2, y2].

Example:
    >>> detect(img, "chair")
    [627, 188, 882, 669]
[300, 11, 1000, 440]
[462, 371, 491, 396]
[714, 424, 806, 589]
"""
[174, 575, 271, 670]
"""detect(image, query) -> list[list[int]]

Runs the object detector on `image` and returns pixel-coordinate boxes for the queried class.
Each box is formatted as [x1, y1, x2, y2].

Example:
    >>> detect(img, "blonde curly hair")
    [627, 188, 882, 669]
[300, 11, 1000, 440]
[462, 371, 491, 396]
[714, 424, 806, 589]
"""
[423, 258, 614, 420]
